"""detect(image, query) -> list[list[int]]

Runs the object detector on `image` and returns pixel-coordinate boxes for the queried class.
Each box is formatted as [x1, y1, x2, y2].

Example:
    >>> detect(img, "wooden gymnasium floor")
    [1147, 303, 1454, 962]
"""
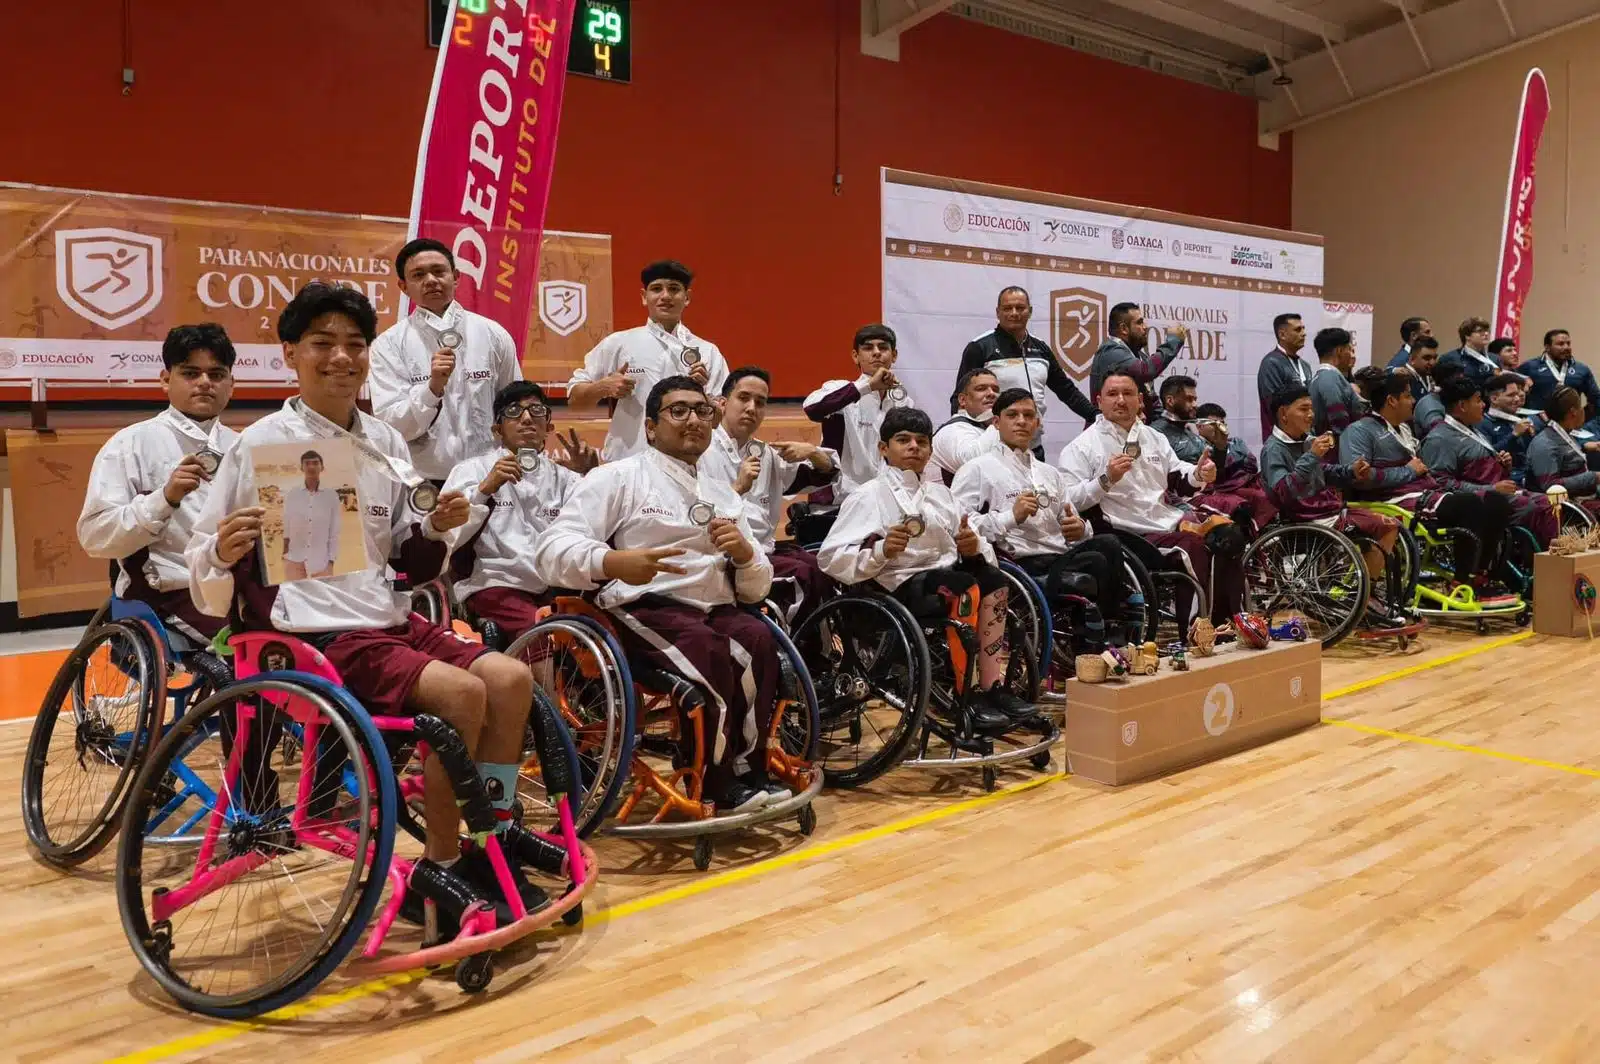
[6, 625, 1600, 1063]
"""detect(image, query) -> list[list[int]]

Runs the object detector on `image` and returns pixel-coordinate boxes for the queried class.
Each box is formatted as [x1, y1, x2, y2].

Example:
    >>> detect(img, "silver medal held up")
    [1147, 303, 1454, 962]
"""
[902, 514, 926, 538]
[193, 447, 223, 478]
[516, 448, 541, 474]
[688, 500, 717, 527]
[408, 481, 440, 514]
[679, 347, 702, 370]
[438, 329, 463, 352]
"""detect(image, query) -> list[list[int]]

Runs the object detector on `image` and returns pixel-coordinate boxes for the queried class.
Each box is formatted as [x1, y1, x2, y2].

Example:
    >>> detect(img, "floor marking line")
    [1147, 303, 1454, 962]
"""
[102, 630, 1549, 1063]
[1322, 630, 1532, 701]
[1320, 718, 1600, 779]
[105, 771, 1068, 1064]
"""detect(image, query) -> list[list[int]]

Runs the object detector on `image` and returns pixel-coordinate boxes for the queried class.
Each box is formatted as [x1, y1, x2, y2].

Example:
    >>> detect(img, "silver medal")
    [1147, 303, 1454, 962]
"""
[409, 481, 440, 513]
[903, 514, 926, 538]
[1035, 490, 1052, 509]
[516, 448, 541, 474]
[744, 441, 764, 459]
[680, 347, 702, 369]
[688, 500, 716, 526]
[438, 329, 463, 351]
[1123, 437, 1142, 459]
[889, 384, 907, 402]
[193, 447, 222, 477]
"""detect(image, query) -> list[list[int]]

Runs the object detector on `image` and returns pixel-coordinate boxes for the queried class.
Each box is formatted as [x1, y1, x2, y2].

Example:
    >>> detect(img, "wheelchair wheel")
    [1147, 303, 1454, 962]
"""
[997, 562, 1049, 677]
[22, 620, 164, 866]
[1243, 524, 1369, 649]
[1559, 500, 1594, 538]
[504, 618, 636, 838]
[1151, 570, 1208, 646]
[116, 675, 395, 1019]
[1001, 610, 1040, 705]
[1499, 526, 1542, 596]
[1120, 552, 1161, 646]
[763, 613, 821, 764]
[794, 594, 929, 788]
[408, 580, 451, 626]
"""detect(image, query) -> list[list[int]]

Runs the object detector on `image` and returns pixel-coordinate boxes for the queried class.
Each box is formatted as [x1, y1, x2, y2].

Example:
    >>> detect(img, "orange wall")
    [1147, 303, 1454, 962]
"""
[2, 0, 1291, 396]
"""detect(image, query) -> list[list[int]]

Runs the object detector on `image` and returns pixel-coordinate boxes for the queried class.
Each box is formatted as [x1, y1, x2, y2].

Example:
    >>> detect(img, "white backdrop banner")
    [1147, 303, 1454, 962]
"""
[1322, 301, 1375, 368]
[881, 169, 1325, 449]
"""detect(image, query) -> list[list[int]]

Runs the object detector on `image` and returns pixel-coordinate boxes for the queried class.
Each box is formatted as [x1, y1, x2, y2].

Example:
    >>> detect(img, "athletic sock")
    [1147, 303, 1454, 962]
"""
[477, 762, 521, 834]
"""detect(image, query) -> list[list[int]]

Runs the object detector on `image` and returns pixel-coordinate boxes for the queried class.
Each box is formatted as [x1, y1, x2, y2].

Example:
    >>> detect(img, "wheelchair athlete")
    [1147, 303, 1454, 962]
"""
[817, 406, 1034, 729]
[188, 282, 545, 934]
[532, 375, 793, 815]
[441, 380, 587, 643]
[1344, 367, 1517, 605]
[79, 322, 240, 646]
[1260, 385, 1413, 631]
[1418, 376, 1557, 547]
[951, 388, 1131, 651]
[1527, 385, 1600, 521]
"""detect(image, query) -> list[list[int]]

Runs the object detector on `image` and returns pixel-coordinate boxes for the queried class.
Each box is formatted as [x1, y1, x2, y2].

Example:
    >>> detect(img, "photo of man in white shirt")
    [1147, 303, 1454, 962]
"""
[281, 450, 341, 580]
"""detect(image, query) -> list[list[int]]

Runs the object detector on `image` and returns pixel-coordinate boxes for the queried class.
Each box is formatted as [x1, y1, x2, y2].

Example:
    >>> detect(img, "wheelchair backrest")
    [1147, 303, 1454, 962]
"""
[108, 597, 184, 662]
[229, 631, 340, 686]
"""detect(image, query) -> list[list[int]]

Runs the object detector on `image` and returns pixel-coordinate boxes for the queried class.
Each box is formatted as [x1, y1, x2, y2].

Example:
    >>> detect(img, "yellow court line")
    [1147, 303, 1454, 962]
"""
[1322, 630, 1533, 701]
[106, 771, 1068, 1064]
[106, 628, 1552, 1064]
[1321, 718, 1600, 779]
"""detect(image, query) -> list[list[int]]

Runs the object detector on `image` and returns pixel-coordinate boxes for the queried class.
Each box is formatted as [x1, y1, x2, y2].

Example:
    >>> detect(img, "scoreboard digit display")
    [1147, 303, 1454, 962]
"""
[429, 0, 632, 85]
[567, 0, 631, 83]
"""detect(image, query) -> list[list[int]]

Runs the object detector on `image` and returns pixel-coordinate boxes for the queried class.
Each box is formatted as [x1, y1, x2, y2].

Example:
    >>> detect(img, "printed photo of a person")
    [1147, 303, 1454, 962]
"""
[282, 449, 340, 580]
[251, 437, 365, 586]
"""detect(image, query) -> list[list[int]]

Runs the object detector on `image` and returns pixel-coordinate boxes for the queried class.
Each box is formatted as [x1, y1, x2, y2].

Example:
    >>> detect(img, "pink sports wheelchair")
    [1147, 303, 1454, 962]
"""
[113, 630, 596, 1018]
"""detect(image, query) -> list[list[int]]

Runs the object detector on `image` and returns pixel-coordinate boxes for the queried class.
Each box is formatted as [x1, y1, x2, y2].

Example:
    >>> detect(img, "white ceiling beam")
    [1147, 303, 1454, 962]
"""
[981, 0, 1252, 75]
[1494, 0, 1518, 37]
[1321, 33, 1356, 99]
[1094, 0, 1297, 59]
[1392, 0, 1434, 70]
[1210, 0, 1346, 42]
[870, 0, 960, 37]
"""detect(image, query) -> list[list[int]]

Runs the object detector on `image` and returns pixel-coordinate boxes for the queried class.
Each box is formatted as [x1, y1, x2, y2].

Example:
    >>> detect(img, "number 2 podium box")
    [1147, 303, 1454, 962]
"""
[1064, 641, 1322, 786]
[1532, 550, 1600, 637]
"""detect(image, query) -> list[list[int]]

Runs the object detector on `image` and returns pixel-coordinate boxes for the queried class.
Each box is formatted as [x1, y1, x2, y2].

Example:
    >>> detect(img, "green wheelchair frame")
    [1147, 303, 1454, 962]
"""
[1347, 500, 1534, 630]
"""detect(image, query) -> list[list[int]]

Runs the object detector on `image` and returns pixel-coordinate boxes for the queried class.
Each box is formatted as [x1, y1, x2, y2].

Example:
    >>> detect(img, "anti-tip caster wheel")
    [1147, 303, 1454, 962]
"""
[981, 766, 997, 792]
[456, 952, 494, 993]
[693, 835, 714, 871]
[1029, 750, 1051, 772]
[1476, 619, 1487, 635]
[797, 803, 817, 837]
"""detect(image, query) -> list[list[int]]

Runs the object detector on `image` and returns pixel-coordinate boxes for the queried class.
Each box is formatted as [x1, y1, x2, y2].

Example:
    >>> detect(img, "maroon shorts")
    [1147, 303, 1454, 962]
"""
[463, 586, 550, 640]
[1339, 508, 1398, 541]
[320, 614, 490, 717]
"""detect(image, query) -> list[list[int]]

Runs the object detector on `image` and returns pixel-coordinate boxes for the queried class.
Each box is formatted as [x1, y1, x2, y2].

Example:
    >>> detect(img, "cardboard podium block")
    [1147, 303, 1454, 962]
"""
[1532, 550, 1600, 638]
[1065, 640, 1321, 786]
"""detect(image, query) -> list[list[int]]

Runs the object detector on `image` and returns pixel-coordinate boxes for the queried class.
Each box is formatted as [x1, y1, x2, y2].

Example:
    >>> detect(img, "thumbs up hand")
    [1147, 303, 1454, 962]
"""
[955, 512, 982, 557]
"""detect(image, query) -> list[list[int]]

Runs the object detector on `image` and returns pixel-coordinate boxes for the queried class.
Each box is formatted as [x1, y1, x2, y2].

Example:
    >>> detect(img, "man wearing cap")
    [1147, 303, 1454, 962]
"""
[568, 260, 729, 462]
[370, 238, 525, 484]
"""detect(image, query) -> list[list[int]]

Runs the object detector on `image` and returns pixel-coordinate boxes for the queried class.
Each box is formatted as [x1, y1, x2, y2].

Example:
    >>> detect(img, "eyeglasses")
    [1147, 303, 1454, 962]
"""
[659, 401, 719, 423]
[499, 402, 549, 421]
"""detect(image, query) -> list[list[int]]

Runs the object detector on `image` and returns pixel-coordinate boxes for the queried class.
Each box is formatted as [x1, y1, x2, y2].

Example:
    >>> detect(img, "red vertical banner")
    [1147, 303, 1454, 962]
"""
[407, 0, 578, 343]
[1491, 68, 1552, 348]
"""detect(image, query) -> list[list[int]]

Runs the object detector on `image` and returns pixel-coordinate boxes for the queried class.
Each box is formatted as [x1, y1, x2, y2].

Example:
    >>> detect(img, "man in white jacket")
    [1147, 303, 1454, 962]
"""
[930, 367, 1002, 484]
[817, 407, 1031, 729]
[566, 260, 729, 462]
[280, 449, 342, 580]
[952, 389, 1132, 649]
[188, 282, 544, 930]
[532, 376, 786, 815]
[803, 324, 911, 502]
[443, 381, 590, 640]
[78, 322, 239, 644]
[1058, 370, 1243, 624]
[700, 366, 838, 625]
[369, 238, 523, 483]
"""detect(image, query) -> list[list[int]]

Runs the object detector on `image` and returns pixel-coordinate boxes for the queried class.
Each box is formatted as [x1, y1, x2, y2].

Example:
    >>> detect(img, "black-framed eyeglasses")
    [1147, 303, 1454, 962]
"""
[499, 402, 549, 421]
[659, 401, 719, 423]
